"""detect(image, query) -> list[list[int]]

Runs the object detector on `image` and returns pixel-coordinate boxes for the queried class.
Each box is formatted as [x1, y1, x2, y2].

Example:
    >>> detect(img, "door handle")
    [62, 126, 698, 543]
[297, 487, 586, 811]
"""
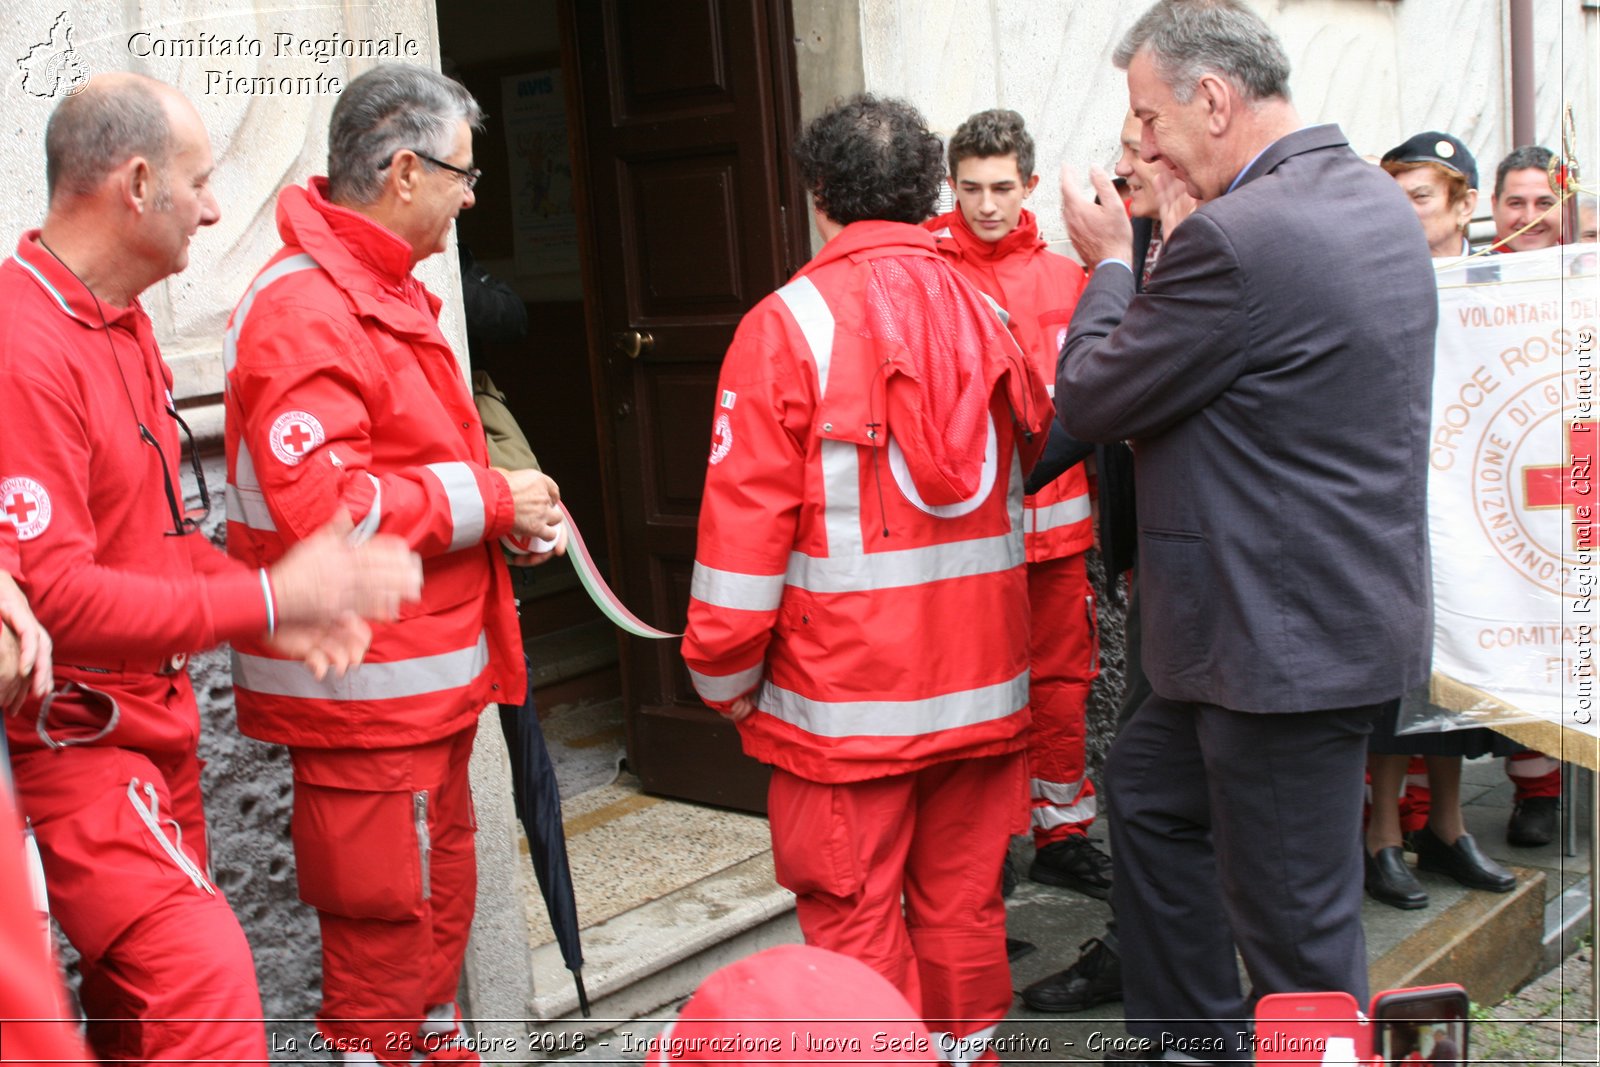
[615, 329, 655, 359]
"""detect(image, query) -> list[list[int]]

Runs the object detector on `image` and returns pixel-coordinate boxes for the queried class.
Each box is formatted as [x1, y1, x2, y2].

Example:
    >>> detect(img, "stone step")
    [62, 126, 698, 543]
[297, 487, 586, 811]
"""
[528, 852, 797, 1024]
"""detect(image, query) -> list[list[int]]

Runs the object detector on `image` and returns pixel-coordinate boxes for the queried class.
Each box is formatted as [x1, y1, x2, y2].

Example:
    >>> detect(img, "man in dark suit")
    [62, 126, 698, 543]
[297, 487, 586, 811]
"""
[1055, 1, 1437, 1059]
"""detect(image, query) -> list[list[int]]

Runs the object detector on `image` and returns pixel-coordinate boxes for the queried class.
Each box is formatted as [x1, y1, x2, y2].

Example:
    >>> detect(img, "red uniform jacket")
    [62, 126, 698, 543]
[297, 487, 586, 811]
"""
[681, 221, 1051, 783]
[224, 180, 523, 749]
[0, 233, 269, 758]
[926, 208, 1092, 562]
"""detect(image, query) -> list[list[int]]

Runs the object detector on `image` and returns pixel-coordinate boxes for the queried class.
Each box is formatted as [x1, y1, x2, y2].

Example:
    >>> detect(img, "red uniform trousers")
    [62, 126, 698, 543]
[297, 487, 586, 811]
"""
[1507, 750, 1562, 801]
[10, 745, 265, 1064]
[767, 751, 1027, 1064]
[1026, 553, 1099, 846]
[289, 726, 478, 1066]
[1394, 752, 1563, 833]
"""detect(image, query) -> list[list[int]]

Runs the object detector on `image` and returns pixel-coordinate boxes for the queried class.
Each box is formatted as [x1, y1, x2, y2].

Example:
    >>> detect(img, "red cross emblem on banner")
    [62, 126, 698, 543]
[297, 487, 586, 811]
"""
[1524, 420, 1597, 551]
[0, 476, 52, 540]
[268, 410, 326, 466]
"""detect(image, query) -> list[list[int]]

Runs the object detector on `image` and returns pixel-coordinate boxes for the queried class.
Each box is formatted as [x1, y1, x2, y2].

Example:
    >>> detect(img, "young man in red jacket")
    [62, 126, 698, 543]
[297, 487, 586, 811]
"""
[926, 110, 1111, 898]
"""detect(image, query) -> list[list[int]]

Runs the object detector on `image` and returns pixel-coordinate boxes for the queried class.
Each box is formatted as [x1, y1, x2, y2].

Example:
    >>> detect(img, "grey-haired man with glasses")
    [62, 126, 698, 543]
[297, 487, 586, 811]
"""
[223, 63, 561, 1063]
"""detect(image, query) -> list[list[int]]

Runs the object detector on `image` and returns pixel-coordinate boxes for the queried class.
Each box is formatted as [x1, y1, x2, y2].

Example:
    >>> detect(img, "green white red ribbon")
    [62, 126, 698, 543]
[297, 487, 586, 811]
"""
[557, 504, 681, 640]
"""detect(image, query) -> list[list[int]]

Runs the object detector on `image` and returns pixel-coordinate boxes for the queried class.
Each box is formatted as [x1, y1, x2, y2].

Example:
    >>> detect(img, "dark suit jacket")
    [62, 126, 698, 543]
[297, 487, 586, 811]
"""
[1057, 124, 1436, 714]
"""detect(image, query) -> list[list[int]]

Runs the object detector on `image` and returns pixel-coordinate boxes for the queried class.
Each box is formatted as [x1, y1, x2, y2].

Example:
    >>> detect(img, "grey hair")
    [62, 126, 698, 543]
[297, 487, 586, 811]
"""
[328, 63, 483, 204]
[1113, 0, 1291, 106]
[45, 77, 171, 199]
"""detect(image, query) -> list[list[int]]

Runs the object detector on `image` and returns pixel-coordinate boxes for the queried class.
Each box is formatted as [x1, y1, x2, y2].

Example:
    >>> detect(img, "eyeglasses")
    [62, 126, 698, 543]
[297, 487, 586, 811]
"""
[145, 404, 211, 537]
[382, 149, 481, 190]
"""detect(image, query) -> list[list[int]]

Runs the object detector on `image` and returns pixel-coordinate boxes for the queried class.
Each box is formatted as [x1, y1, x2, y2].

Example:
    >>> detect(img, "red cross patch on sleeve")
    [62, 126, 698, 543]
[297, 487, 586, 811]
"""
[0, 477, 52, 541]
[268, 411, 327, 466]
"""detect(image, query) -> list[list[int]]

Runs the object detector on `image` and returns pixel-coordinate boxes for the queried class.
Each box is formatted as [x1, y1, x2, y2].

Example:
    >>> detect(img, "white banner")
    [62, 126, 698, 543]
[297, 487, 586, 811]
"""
[1427, 244, 1599, 737]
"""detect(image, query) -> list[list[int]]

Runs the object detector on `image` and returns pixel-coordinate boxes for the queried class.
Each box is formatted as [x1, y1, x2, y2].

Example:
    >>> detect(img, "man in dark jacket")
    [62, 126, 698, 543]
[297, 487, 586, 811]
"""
[1056, 1, 1437, 1058]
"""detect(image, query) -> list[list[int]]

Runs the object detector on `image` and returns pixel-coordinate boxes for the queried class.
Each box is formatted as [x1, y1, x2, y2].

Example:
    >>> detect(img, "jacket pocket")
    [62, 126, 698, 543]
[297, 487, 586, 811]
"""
[1137, 528, 1209, 681]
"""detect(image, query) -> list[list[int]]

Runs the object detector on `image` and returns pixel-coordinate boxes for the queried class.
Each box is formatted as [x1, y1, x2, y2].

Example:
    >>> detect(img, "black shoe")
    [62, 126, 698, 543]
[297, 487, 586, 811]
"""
[1001, 854, 1018, 898]
[1028, 837, 1113, 899]
[1020, 937, 1123, 1012]
[1414, 826, 1516, 892]
[1006, 937, 1037, 962]
[1507, 796, 1559, 847]
[1365, 846, 1428, 909]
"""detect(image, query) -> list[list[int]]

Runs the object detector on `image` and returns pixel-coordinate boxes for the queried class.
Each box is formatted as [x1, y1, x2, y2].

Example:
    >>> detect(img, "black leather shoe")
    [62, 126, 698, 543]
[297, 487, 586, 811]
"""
[1414, 826, 1516, 892]
[1028, 837, 1113, 899]
[1365, 846, 1428, 909]
[1001, 854, 1018, 898]
[1507, 796, 1558, 847]
[1021, 937, 1123, 1012]
[1006, 937, 1037, 962]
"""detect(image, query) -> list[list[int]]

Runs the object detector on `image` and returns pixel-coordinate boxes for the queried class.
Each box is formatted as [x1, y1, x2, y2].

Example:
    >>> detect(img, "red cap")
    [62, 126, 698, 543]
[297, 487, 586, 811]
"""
[645, 945, 940, 1065]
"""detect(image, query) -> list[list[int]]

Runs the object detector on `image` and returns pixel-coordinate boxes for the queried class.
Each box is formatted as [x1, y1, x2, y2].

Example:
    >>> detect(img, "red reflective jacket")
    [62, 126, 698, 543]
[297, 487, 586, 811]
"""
[224, 180, 523, 749]
[682, 221, 1050, 783]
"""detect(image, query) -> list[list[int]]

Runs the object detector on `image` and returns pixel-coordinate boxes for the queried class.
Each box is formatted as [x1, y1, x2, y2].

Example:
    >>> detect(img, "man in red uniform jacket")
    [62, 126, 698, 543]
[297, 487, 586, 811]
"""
[682, 95, 1051, 1064]
[925, 110, 1111, 899]
[224, 64, 562, 1064]
[0, 73, 420, 1063]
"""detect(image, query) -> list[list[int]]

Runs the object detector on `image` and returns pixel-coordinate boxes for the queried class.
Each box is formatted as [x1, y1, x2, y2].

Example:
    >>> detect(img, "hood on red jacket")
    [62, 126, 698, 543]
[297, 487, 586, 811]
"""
[802, 222, 1049, 505]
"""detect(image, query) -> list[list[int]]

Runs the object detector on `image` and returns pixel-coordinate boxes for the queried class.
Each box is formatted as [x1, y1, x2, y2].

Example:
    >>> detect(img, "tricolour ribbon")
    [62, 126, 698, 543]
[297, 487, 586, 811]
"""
[556, 504, 681, 640]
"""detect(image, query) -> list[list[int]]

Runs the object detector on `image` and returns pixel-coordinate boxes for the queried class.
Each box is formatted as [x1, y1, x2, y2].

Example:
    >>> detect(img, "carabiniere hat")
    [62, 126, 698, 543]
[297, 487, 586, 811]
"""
[1382, 131, 1479, 191]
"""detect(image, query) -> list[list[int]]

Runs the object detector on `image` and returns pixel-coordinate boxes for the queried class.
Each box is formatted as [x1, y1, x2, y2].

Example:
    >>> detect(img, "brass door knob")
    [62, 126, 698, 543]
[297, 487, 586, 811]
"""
[616, 329, 655, 359]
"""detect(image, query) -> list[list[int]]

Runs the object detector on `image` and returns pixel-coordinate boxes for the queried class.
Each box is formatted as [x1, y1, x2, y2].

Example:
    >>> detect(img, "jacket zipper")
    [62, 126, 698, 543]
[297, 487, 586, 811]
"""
[414, 790, 431, 900]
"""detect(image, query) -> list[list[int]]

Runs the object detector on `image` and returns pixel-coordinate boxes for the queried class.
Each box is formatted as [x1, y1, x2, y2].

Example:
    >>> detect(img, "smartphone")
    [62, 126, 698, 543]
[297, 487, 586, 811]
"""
[1371, 983, 1469, 1066]
[1253, 990, 1367, 1063]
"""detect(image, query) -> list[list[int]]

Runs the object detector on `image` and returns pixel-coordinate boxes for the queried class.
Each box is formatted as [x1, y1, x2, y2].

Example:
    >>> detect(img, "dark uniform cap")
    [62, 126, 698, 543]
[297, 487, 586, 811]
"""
[1382, 131, 1478, 190]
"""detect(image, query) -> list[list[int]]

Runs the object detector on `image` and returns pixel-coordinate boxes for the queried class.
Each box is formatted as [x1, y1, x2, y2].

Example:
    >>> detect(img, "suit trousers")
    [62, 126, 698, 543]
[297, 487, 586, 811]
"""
[1105, 693, 1384, 1054]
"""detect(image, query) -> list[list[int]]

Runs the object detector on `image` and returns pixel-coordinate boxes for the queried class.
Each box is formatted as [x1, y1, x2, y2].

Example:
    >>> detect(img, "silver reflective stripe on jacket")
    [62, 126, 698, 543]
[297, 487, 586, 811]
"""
[225, 439, 276, 532]
[223, 253, 319, 376]
[688, 663, 764, 703]
[425, 461, 486, 552]
[690, 564, 785, 612]
[755, 670, 1028, 739]
[1027, 493, 1091, 533]
[232, 631, 490, 701]
[224, 254, 321, 532]
[776, 275, 835, 394]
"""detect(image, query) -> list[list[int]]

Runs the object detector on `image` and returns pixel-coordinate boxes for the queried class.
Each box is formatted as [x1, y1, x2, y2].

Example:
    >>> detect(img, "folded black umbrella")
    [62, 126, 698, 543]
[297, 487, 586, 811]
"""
[497, 658, 589, 1016]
